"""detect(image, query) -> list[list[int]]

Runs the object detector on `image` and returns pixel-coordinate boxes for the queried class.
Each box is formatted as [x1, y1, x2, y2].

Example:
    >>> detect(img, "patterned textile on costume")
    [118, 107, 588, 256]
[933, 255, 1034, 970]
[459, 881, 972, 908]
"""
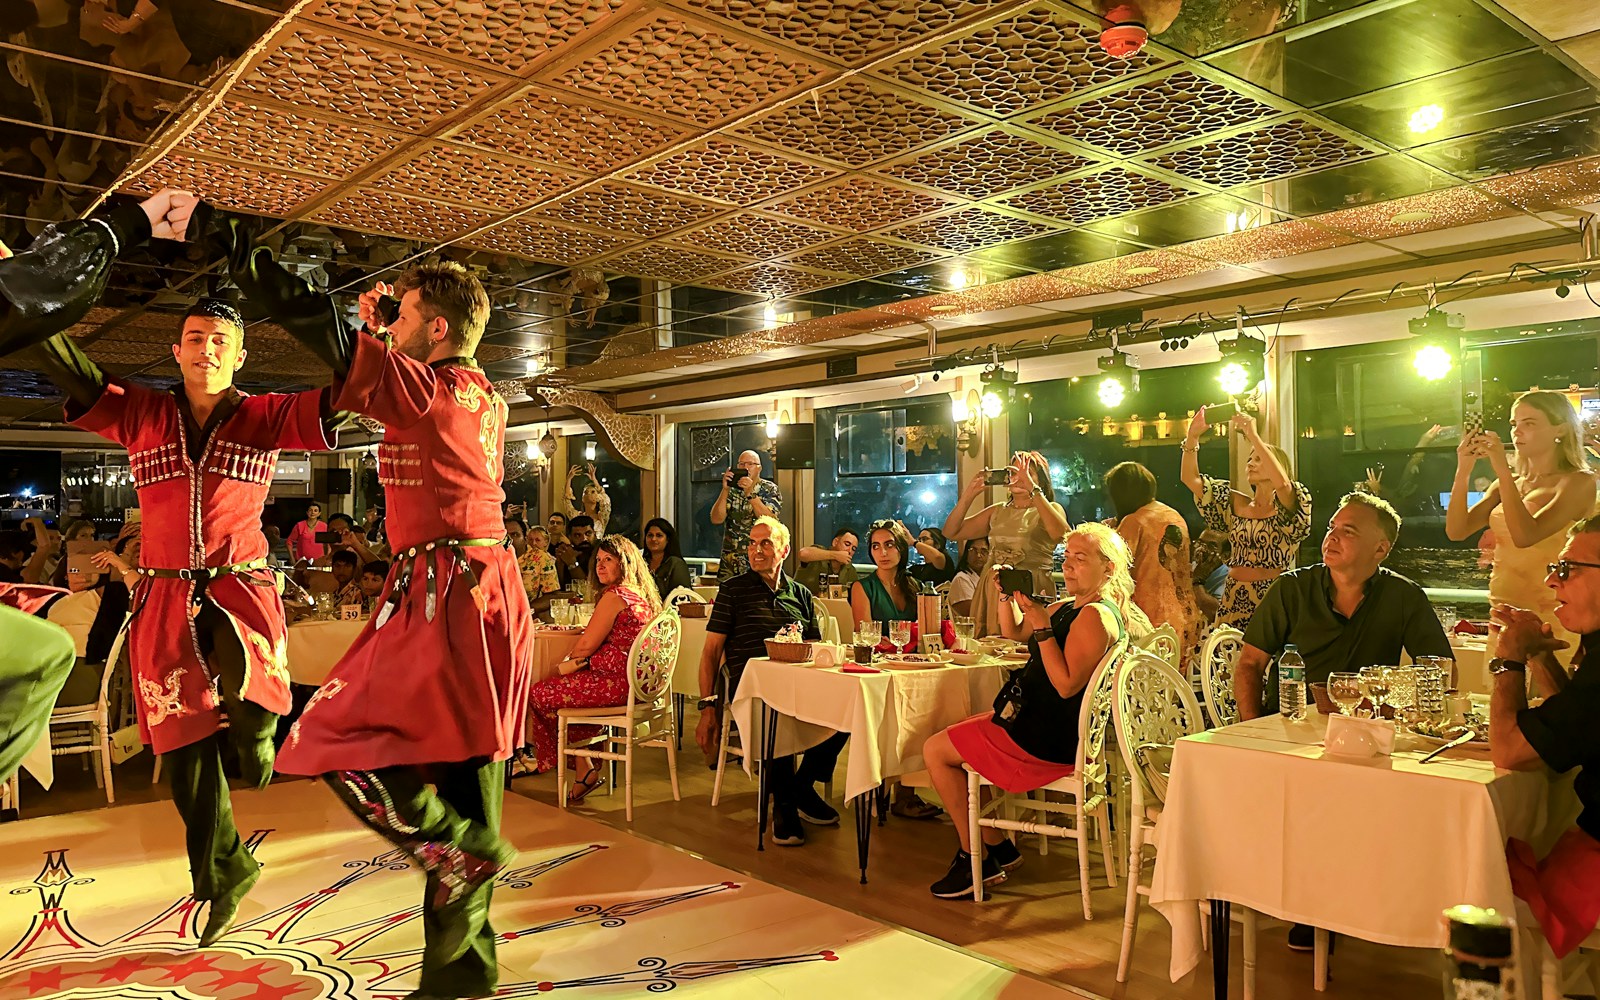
[1196, 474, 1311, 633]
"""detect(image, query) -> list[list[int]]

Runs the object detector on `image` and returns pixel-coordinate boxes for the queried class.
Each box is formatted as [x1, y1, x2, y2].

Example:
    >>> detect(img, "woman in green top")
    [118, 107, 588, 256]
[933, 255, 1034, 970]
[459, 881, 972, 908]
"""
[850, 519, 939, 818]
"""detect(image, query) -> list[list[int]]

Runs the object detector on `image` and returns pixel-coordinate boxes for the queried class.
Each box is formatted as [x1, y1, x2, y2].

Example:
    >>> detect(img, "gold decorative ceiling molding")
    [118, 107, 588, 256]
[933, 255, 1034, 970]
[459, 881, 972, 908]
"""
[536, 386, 657, 469]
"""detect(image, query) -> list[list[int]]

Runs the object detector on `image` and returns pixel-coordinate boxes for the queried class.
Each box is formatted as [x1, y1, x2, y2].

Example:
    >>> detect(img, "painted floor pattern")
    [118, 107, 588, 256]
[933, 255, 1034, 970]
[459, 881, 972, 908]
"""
[0, 781, 1077, 999]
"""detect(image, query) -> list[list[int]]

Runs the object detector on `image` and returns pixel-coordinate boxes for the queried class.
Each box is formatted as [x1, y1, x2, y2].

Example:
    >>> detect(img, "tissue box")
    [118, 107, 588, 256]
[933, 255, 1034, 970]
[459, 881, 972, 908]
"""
[1323, 713, 1396, 758]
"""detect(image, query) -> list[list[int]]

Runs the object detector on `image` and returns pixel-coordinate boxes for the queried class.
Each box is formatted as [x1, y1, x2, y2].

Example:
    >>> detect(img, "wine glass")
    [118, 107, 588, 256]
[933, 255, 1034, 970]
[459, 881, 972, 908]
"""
[1358, 665, 1392, 720]
[1326, 672, 1364, 716]
[889, 620, 913, 658]
[1434, 604, 1459, 633]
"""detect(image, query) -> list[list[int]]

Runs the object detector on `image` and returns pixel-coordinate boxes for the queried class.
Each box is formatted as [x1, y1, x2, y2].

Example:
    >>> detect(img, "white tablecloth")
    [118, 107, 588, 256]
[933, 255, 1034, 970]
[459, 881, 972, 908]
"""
[673, 617, 709, 697]
[1149, 713, 1577, 982]
[729, 656, 1008, 801]
[531, 629, 582, 682]
[286, 618, 367, 686]
[1451, 635, 1489, 695]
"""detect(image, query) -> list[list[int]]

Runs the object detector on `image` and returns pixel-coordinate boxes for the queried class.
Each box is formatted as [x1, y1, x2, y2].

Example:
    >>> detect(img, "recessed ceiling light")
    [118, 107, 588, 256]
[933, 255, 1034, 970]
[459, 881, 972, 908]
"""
[930, 303, 964, 313]
[1124, 265, 1161, 276]
[1409, 104, 1445, 134]
[1389, 210, 1434, 224]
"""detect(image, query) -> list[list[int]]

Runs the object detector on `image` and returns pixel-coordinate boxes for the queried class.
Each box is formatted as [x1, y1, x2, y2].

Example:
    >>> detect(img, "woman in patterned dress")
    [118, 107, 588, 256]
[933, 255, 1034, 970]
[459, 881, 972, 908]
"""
[1181, 409, 1311, 633]
[526, 535, 661, 799]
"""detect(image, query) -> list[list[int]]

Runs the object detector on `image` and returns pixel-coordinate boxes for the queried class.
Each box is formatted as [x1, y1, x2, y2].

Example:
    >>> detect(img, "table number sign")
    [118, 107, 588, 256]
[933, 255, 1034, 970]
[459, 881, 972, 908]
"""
[339, 605, 363, 621]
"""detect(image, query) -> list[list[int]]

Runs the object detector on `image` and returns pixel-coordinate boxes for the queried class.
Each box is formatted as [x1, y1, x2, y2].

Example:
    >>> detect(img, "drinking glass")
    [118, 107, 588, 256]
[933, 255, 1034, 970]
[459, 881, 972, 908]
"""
[889, 620, 913, 657]
[953, 617, 975, 651]
[551, 602, 572, 626]
[1358, 665, 1392, 720]
[1435, 604, 1460, 633]
[1326, 672, 1364, 716]
[1413, 658, 1446, 725]
[1387, 666, 1418, 724]
[577, 602, 595, 626]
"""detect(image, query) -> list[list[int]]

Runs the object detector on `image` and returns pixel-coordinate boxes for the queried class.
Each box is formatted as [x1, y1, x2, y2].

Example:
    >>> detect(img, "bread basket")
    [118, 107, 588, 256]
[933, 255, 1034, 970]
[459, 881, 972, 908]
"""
[764, 638, 814, 663]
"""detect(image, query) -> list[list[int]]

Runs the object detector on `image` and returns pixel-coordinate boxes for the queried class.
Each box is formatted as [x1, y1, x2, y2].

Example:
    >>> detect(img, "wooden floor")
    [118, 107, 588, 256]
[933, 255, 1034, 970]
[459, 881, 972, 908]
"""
[15, 740, 1444, 1000]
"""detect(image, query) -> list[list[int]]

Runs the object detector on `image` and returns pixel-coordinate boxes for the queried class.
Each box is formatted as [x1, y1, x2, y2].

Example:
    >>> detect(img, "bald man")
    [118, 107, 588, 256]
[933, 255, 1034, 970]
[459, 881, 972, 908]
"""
[711, 449, 782, 581]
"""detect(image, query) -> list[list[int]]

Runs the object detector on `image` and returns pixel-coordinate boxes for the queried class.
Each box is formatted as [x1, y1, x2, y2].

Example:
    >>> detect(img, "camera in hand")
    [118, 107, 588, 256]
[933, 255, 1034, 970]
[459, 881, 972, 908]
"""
[314, 530, 342, 545]
[1204, 401, 1240, 423]
[729, 468, 748, 485]
[998, 567, 1046, 604]
[377, 294, 400, 326]
[982, 467, 1011, 486]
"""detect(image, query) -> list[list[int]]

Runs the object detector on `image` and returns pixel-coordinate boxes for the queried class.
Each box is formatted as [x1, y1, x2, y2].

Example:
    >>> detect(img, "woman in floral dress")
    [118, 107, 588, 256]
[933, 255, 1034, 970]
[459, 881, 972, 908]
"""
[526, 535, 660, 799]
[1181, 410, 1311, 633]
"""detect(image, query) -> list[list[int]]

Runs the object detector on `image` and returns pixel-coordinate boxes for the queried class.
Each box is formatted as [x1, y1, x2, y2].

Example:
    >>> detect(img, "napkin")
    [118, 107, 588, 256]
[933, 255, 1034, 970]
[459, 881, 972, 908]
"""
[1452, 619, 1489, 636]
[1323, 713, 1395, 758]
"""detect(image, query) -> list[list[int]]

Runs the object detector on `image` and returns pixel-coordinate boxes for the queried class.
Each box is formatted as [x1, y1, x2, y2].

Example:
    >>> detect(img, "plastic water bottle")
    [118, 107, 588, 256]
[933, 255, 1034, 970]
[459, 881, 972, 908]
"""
[1279, 644, 1307, 722]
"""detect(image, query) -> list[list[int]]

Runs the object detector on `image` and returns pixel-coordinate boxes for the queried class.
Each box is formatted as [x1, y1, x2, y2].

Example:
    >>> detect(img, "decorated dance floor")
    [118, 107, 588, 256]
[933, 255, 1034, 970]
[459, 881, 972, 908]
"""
[0, 782, 1074, 999]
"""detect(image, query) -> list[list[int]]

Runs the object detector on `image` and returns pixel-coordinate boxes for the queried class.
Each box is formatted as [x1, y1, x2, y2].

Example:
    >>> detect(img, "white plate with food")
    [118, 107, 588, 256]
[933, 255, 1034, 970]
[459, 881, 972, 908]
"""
[1000, 650, 1031, 663]
[879, 653, 951, 670]
[1407, 720, 1489, 748]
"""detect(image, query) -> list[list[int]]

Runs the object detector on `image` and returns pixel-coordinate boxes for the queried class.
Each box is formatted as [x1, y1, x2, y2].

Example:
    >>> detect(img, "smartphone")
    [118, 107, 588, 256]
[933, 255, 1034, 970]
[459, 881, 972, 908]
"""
[1463, 410, 1484, 438]
[998, 567, 1036, 599]
[1204, 401, 1240, 424]
[729, 468, 748, 484]
[315, 530, 342, 545]
[377, 294, 400, 326]
[66, 540, 110, 576]
[983, 468, 1011, 486]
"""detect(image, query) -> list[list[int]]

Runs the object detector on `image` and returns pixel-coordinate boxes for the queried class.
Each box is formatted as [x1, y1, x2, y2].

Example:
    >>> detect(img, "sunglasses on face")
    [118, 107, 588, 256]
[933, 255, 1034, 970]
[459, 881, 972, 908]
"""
[1548, 559, 1600, 581]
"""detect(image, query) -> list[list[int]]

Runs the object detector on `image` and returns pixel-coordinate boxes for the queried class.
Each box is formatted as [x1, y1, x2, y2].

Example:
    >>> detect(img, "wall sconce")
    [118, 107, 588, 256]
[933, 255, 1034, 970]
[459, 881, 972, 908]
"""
[584, 440, 597, 462]
[953, 389, 983, 457]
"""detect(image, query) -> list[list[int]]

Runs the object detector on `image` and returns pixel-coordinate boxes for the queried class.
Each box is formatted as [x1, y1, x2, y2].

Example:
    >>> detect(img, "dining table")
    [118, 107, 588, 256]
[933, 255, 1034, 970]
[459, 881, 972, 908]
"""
[1149, 711, 1579, 998]
[285, 616, 368, 686]
[729, 652, 1011, 883]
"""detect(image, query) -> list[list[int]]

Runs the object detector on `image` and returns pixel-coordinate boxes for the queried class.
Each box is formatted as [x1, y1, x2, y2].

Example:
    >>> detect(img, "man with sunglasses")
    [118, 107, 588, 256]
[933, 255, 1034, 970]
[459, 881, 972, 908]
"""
[1490, 515, 1600, 960]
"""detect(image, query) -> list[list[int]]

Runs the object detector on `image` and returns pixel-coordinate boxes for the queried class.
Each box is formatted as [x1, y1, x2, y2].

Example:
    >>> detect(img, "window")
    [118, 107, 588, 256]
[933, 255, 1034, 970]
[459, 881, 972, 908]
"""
[1012, 366, 1230, 548]
[565, 434, 642, 539]
[674, 420, 770, 559]
[816, 401, 958, 545]
[1294, 330, 1600, 589]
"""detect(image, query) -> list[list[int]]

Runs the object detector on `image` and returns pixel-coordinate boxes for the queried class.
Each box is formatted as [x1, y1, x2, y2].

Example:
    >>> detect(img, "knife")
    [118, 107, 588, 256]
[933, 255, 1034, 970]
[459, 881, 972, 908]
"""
[1418, 729, 1477, 763]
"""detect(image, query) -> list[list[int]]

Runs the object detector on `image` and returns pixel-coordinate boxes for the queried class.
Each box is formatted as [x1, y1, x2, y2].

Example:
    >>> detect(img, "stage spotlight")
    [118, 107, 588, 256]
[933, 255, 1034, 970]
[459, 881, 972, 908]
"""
[1216, 332, 1266, 396]
[1414, 344, 1453, 381]
[1096, 350, 1139, 408]
[980, 390, 1004, 418]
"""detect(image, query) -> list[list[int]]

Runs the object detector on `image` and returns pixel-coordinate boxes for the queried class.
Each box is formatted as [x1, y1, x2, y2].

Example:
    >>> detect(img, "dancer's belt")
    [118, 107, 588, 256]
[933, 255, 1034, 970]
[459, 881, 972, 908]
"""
[378, 536, 505, 627]
[137, 558, 269, 580]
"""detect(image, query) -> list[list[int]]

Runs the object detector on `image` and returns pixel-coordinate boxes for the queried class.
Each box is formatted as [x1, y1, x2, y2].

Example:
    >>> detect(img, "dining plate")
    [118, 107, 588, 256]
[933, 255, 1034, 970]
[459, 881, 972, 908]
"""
[537, 625, 585, 633]
[1407, 725, 1489, 748]
[879, 654, 949, 670]
[1001, 651, 1030, 662]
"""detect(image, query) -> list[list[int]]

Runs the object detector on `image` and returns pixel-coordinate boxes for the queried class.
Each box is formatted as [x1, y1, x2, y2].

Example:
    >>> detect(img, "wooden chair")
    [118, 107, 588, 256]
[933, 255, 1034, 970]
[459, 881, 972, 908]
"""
[1198, 625, 1244, 728]
[1110, 648, 1259, 993]
[965, 636, 1128, 917]
[557, 609, 681, 822]
[49, 618, 131, 805]
[1136, 623, 1182, 672]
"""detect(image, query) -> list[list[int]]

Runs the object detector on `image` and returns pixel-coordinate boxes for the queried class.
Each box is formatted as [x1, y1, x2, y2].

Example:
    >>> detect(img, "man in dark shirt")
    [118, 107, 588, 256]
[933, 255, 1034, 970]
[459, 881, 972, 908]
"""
[694, 515, 843, 847]
[0, 532, 27, 584]
[1238, 491, 1452, 719]
[1490, 516, 1600, 955]
[554, 514, 596, 589]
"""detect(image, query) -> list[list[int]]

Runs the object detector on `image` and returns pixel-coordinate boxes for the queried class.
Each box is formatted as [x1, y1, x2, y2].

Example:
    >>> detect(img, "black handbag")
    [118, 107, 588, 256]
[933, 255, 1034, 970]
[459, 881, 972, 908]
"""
[991, 666, 1027, 731]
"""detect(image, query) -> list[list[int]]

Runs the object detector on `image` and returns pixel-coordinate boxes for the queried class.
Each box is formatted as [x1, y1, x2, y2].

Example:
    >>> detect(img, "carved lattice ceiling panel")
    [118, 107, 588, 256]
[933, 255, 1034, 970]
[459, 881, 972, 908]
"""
[706, 263, 852, 296]
[786, 237, 944, 277]
[1146, 119, 1376, 188]
[312, 0, 627, 73]
[454, 89, 690, 174]
[880, 7, 1165, 118]
[374, 144, 581, 212]
[312, 190, 499, 243]
[594, 242, 751, 283]
[768, 176, 954, 232]
[179, 102, 401, 178]
[622, 138, 841, 204]
[674, 211, 843, 257]
[1002, 167, 1198, 225]
[731, 79, 978, 168]
[551, 13, 823, 126]
[233, 27, 501, 133]
[885, 207, 1061, 254]
[877, 129, 1092, 199]
[532, 181, 723, 238]
[460, 217, 634, 264]
[1029, 70, 1280, 157]
[679, 0, 1007, 65]
[128, 155, 330, 217]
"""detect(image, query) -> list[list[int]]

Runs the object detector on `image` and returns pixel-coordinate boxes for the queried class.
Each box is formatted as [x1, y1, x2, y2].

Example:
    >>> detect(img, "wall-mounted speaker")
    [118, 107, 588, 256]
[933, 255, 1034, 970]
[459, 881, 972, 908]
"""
[775, 424, 816, 470]
[315, 467, 353, 496]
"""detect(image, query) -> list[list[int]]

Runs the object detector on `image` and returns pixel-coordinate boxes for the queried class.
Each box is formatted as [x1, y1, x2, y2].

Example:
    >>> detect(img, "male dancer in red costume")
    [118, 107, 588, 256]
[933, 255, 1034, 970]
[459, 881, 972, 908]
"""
[1, 198, 343, 946]
[229, 228, 533, 1000]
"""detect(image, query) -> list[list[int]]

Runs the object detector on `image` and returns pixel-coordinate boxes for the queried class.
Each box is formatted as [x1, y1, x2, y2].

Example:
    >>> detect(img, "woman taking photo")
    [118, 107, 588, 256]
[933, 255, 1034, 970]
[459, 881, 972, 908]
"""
[1180, 410, 1311, 632]
[525, 536, 661, 801]
[643, 517, 693, 600]
[920, 524, 1146, 897]
[943, 451, 1069, 638]
[1447, 389, 1596, 649]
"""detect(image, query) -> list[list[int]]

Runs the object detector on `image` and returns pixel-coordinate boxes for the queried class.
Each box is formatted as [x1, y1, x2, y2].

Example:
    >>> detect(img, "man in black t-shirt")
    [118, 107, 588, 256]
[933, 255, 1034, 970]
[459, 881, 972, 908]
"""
[694, 516, 843, 847]
[1491, 516, 1600, 955]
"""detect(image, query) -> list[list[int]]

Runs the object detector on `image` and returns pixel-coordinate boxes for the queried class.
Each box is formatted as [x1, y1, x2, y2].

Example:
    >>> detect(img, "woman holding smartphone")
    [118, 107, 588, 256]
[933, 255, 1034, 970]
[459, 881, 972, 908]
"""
[1447, 390, 1595, 649]
[943, 451, 1069, 638]
[1181, 407, 1311, 633]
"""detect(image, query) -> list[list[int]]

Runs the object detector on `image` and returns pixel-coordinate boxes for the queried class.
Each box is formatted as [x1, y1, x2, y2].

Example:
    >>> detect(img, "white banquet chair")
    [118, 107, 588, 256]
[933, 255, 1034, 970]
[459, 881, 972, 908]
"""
[1198, 624, 1244, 728]
[1109, 648, 1259, 992]
[1137, 623, 1181, 673]
[557, 609, 681, 822]
[964, 636, 1127, 917]
[48, 619, 131, 805]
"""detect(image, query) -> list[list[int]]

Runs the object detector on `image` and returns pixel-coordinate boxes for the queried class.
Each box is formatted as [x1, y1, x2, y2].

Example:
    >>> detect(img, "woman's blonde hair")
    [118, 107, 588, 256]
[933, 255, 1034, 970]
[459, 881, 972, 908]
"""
[594, 535, 662, 616]
[1064, 522, 1151, 637]
[1511, 389, 1590, 477]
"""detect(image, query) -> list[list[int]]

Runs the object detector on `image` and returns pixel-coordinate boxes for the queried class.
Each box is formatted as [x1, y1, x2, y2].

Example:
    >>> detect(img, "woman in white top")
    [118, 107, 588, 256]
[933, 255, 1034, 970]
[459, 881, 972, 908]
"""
[1448, 389, 1596, 650]
[946, 537, 990, 618]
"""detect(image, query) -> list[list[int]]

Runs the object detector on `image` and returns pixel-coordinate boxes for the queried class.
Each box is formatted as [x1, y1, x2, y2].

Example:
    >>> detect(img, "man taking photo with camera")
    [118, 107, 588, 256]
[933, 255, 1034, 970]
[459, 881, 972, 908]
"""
[712, 449, 781, 582]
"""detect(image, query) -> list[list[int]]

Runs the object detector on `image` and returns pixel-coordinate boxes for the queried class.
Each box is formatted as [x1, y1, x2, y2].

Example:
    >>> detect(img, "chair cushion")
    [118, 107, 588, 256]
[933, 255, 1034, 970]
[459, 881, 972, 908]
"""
[557, 704, 629, 720]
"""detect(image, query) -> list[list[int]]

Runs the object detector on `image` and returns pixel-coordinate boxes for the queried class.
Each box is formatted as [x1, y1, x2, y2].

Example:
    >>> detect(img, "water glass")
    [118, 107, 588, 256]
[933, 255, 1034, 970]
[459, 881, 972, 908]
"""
[889, 620, 913, 656]
[1413, 658, 1446, 724]
[1387, 666, 1418, 723]
[551, 602, 572, 626]
[953, 617, 975, 651]
[1358, 665, 1392, 718]
[1326, 672, 1364, 716]
[1434, 604, 1459, 632]
[852, 627, 876, 665]
[577, 602, 595, 625]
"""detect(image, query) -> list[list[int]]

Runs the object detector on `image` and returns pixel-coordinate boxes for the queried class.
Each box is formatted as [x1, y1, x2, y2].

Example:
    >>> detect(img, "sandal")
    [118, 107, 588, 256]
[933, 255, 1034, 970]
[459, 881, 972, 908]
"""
[566, 766, 606, 805]
[891, 793, 943, 820]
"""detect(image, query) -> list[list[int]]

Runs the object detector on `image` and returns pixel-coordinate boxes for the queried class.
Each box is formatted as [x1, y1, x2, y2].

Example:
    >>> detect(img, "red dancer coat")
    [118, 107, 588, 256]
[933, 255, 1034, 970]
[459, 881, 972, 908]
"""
[71, 381, 332, 753]
[277, 334, 534, 774]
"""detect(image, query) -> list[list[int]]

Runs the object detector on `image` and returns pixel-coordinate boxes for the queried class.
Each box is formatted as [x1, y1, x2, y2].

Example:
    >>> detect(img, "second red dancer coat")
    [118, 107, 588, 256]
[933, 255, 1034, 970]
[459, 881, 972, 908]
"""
[277, 333, 534, 774]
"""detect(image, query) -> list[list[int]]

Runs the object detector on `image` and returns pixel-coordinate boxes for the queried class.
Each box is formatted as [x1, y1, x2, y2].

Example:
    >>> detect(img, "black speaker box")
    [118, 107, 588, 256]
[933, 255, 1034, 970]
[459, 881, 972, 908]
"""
[317, 467, 354, 495]
[775, 424, 815, 470]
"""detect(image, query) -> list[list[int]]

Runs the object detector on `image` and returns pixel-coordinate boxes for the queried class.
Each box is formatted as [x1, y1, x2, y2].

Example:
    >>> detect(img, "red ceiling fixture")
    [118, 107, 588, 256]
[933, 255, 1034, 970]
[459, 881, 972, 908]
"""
[1098, 4, 1150, 58]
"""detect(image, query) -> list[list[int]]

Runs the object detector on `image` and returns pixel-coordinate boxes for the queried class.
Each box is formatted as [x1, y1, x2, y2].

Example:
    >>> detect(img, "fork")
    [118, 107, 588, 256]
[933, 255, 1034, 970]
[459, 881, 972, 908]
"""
[1418, 729, 1477, 763]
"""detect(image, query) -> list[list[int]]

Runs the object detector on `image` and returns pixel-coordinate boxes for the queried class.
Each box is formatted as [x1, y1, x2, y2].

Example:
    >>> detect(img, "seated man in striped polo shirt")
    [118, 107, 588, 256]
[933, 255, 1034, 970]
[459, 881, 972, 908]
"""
[694, 515, 843, 847]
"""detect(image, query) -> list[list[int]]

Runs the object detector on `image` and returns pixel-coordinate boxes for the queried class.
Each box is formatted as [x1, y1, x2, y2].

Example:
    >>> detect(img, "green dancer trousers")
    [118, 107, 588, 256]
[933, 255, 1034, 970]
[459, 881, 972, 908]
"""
[325, 761, 509, 998]
[0, 606, 75, 784]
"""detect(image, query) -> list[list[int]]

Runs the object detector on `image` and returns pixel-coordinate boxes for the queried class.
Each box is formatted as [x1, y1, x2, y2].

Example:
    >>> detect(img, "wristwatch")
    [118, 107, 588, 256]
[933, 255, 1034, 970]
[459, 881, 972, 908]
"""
[696, 696, 720, 710]
[1488, 657, 1526, 675]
